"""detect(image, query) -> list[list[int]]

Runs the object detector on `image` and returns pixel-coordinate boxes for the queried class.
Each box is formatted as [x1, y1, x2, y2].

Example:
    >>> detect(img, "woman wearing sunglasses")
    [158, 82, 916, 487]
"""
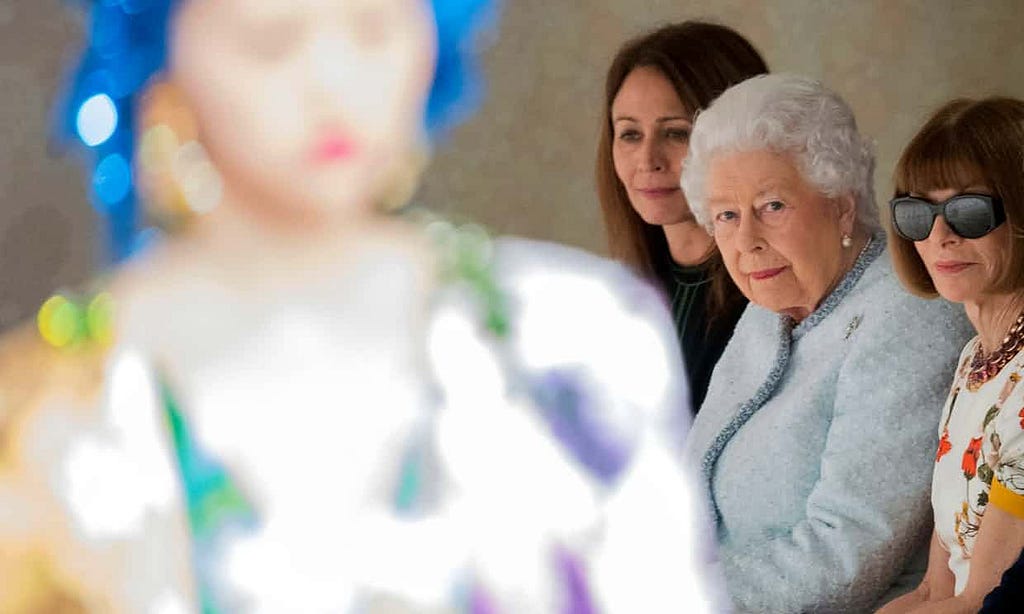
[879, 97, 1024, 612]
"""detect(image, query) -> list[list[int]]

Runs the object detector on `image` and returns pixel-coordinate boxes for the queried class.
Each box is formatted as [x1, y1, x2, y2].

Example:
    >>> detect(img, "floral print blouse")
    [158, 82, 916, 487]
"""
[933, 339, 1024, 594]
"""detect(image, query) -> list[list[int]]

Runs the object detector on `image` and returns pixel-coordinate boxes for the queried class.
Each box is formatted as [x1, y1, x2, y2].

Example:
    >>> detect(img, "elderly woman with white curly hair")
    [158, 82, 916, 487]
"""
[680, 73, 973, 611]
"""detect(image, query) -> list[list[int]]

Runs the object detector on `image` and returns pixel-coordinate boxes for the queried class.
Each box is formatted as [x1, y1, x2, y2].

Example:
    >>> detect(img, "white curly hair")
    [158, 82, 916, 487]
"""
[680, 73, 878, 232]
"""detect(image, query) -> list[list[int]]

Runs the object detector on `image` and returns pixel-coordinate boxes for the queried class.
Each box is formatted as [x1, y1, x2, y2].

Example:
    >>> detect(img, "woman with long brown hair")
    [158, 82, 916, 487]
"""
[596, 21, 768, 410]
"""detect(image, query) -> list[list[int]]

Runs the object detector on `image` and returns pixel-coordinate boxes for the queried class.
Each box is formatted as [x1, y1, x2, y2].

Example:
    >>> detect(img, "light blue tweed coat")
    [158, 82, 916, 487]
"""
[685, 235, 973, 613]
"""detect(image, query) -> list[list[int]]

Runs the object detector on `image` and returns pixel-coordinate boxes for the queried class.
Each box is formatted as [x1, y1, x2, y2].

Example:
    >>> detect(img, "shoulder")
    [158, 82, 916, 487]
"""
[844, 249, 971, 342]
[492, 237, 662, 303]
[436, 235, 689, 423]
[489, 237, 672, 336]
[0, 322, 110, 442]
[0, 322, 124, 610]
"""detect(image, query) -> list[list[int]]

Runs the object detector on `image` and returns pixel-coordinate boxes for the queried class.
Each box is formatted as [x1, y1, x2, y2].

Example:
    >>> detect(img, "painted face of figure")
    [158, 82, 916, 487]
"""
[911, 186, 1012, 305]
[610, 67, 694, 226]
[170, 0, 437, 222]
[706, 149, 857, 321]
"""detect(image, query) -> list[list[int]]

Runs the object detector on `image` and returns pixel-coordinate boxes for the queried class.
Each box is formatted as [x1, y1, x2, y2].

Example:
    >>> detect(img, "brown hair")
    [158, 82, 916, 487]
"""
[595, 22, 768, 319]
[890, 97, 1024, 297]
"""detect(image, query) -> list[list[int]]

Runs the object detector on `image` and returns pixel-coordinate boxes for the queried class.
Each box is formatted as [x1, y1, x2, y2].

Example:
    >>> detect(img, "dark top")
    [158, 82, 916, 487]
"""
[663, 261, 746, 413]
[981, 546, 1024, 612]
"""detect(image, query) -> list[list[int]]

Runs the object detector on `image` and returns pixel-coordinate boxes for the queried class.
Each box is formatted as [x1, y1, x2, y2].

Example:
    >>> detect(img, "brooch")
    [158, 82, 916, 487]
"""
[844, 315, 862, 340]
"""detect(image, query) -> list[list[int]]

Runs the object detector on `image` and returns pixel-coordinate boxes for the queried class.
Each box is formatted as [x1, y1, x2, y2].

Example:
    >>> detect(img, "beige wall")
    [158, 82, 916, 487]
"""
[421, 0, 1024, 250]
[2, 0, 1023, 330]
[0, 1, 91, 330]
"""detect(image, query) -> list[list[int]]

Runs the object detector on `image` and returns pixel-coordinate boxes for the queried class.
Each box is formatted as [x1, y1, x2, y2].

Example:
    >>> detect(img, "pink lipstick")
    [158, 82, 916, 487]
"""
[750, 267, 786, 281]
[934, 261, 973, 274]
[310, 134, 359, 164]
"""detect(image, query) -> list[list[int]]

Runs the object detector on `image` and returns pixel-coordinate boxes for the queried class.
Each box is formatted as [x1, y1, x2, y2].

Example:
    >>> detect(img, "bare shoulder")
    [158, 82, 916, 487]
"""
[0, 323, 109, 445]
[0, 323, 114, 611]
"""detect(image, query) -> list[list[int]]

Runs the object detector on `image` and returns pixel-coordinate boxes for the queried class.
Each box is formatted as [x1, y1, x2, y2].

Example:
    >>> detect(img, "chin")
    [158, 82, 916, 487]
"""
[628, 196, 682, 222]
[636, 208, 688, 227]
[932, 286, 977, 306]
[749, 290, 803, 316]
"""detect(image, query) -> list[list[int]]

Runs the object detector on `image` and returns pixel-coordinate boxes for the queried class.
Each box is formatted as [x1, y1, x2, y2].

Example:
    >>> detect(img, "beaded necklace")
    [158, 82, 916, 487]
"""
[966, 309, 1024, 392]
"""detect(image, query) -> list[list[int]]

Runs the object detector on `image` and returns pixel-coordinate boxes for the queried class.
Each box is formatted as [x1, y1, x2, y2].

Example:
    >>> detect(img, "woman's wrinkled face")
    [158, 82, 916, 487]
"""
[707, 150, 856, 320]
[610, 67, 694, 226]
[170, 0, 436, 221]
[912, 186, 1011, 304]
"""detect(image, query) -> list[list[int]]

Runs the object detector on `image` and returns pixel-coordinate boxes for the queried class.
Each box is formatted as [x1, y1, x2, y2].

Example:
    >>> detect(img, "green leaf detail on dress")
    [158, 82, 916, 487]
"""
[978, 463, 994, 486]
[162, 382, 255, 540]
[428, 218, 510, 338]
[393, 437, 429, 515]
[984, 405, 1001, 429]
[977, 490, 989, 508]
[161, 376, 257, 614]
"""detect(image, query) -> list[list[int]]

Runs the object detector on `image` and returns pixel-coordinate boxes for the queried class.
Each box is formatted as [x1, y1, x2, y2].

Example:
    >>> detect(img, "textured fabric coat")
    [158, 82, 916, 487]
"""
[685, 238, 974, 612]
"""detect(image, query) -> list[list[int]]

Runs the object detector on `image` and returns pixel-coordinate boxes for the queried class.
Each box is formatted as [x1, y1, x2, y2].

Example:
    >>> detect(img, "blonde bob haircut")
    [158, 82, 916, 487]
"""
[890, 97, 1024, 298]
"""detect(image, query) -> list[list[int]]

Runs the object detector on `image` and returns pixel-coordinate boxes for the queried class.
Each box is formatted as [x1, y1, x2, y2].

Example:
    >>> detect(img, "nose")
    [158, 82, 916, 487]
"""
[734, 212, 765, 253]
[311, 33, 349, 96]
[639, 136, 669, 172]
[928, 215, 962, 248]
[308, 31, 368, 120]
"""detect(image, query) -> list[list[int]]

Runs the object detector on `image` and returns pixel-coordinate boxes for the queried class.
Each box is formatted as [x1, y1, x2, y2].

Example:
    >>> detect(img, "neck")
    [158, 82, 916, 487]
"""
[662, 220, 715, 267]
[182, 189, 419, 287]
[964, 291, 1024, 354]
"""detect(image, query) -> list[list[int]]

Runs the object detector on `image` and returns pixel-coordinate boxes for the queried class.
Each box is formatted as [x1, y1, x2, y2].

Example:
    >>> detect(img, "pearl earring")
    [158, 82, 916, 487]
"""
[841, 234, 853, 248]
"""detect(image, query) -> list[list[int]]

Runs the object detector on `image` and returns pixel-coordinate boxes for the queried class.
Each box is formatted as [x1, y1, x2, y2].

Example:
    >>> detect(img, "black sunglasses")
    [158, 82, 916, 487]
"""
[889, 193, 1006, 242]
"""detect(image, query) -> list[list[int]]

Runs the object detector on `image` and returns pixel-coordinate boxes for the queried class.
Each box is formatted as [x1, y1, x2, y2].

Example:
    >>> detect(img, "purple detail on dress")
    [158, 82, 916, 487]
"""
[531, 370, 633, 484]
[557, 546, 596, 614]
[469, 583, 499, 614]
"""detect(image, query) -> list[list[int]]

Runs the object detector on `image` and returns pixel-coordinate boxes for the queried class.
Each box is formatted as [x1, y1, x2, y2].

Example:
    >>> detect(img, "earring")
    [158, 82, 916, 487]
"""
[136, 82, 222, 231]
[376, 136, 430, 214]
[841, 233, 853, 248]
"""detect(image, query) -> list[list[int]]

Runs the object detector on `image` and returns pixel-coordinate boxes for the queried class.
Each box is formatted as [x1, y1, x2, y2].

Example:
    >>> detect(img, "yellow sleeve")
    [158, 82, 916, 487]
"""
[990, 478, 1024, 519]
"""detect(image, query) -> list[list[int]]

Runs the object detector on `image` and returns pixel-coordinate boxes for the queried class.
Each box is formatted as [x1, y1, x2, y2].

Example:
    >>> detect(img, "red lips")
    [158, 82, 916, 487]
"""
[749, 266, 786, 281]
[310, 133, 359, 164]
[636, 187, 680, 198]
[934, 261, 973, 274]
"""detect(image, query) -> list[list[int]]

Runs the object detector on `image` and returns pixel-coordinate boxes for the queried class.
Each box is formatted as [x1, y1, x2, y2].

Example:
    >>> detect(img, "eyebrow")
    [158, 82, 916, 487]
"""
[612, 115, 691, 124]
[706, 198, 732, 209]
[706, 184, 785, 207]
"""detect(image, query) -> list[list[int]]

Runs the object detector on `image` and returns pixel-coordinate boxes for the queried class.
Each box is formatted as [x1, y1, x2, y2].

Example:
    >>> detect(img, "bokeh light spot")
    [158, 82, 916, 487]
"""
[38, 295, 84, 348]
[86, 292, 116, 346]
[93, 153, 133, 207]
[76, 93, 119, 147]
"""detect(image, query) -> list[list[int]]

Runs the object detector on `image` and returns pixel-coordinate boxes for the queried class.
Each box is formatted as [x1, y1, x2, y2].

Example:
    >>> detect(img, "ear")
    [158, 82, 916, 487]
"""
[836, 193, 858, 235]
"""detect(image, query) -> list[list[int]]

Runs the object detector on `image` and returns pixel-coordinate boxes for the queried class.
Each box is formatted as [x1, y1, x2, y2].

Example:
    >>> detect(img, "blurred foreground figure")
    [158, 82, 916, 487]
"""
[0, 1, 719, 611]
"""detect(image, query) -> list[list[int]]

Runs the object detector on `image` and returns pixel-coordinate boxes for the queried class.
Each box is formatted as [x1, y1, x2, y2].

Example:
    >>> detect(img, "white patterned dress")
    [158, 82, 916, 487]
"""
[0, 230, 722, 613]
[932, 338, 1024, 594]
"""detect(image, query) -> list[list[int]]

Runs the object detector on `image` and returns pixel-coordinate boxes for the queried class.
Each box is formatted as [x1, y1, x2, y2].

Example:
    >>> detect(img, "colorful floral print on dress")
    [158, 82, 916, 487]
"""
[932, 346, 1024, 593]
